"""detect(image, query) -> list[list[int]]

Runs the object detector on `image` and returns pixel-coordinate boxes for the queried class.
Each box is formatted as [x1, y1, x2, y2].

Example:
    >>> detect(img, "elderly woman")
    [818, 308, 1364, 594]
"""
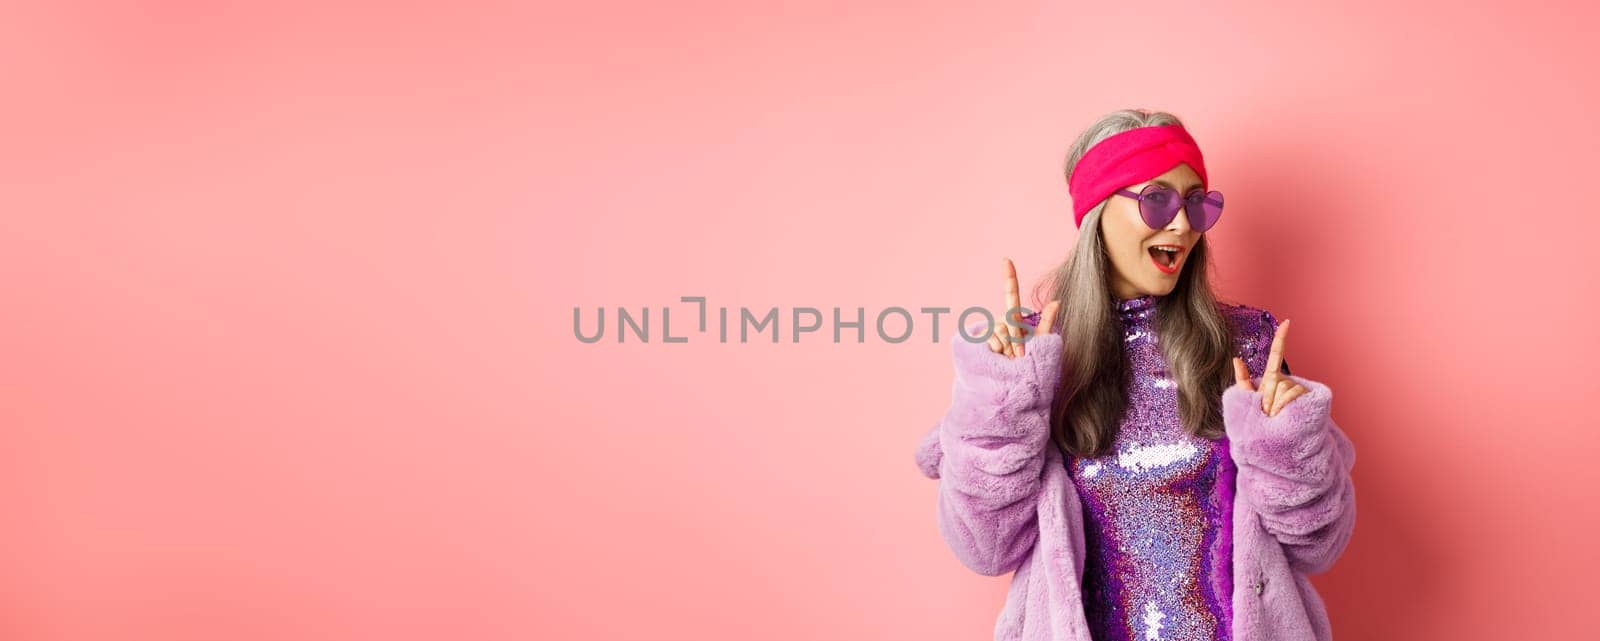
[914, 109, 1357, 641]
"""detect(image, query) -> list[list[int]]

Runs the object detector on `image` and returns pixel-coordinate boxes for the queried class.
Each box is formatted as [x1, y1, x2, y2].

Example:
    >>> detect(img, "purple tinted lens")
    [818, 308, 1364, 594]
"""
[1184, 190, 1224, 231]
[1139, 185, 1181, 228]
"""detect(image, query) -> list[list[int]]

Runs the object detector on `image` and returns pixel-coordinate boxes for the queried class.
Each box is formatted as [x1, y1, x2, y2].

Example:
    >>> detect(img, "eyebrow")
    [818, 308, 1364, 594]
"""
[1153, 179, 1204, 193]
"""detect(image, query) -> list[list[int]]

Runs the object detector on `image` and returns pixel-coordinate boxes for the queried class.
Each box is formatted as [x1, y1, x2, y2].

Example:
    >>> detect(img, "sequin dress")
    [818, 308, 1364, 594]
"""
[1067, 293, 1237, 641]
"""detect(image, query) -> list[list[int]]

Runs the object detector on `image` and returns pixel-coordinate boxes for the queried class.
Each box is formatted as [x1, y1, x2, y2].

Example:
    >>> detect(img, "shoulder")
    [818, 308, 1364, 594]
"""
[1220, 301, 1282, 378]
[1221, 301, 1280, 338]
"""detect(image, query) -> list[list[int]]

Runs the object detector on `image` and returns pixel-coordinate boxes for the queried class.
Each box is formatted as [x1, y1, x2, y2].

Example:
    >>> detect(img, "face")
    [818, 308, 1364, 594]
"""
[1099, 163, 1205, 299]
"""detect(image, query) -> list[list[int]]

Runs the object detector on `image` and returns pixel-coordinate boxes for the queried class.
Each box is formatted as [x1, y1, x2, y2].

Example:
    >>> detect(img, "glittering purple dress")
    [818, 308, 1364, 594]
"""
[1066, 293, 1238, 641]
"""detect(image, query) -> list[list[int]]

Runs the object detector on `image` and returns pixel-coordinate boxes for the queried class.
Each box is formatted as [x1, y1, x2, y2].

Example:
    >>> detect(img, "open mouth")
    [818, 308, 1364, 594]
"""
[1148, 245, 1183, 274]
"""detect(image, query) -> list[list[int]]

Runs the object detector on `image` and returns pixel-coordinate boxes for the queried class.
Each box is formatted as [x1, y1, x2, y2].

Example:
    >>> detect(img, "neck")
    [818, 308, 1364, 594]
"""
[1115, 291, 1162, 304]
[1115, 291, 1160, 322]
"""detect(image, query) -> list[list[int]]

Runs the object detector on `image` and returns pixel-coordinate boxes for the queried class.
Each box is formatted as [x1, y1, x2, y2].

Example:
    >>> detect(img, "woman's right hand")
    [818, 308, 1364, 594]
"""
[989, 258, 1060, 359]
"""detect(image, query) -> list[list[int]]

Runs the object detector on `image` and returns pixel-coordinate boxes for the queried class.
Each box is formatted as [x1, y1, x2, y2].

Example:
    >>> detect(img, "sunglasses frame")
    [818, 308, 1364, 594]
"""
[1113, 184, 1224, 232]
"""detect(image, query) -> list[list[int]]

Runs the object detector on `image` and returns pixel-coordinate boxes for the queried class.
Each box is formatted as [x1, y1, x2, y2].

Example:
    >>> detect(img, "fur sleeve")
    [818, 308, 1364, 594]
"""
[915, 328, 1064, 576]
[1222, 374, 1358, 574]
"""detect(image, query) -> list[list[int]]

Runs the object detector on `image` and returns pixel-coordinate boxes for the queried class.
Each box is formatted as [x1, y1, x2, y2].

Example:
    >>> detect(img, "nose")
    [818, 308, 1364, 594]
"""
[1166, 204, 1194, 235]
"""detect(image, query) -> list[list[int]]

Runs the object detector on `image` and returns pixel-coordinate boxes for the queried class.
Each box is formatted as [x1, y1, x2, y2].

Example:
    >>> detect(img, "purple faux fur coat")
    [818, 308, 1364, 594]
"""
[913, 321, 1356, 641]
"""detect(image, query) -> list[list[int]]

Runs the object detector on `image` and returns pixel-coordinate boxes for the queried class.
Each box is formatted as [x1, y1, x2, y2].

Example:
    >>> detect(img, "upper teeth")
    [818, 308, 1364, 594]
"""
[1155, 247, 1178, 252]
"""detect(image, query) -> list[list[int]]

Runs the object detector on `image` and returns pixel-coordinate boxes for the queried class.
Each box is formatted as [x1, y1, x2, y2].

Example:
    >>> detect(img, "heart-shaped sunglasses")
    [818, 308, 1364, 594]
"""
[1114, 184, 1224, 232]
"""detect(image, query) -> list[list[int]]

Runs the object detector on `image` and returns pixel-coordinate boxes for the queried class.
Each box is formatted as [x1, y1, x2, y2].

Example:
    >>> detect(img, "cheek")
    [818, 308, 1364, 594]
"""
[1101, 206, 1148, 262]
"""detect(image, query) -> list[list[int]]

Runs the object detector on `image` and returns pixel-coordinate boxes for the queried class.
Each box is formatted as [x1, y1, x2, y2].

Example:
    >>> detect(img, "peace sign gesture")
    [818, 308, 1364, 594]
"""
[988, 258, 1060, 359]
[1231, 319, 1308, 417]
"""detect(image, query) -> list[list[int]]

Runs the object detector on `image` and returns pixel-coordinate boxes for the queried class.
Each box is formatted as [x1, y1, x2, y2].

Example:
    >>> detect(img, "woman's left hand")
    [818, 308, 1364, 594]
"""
[1231, 318, 1308, 417]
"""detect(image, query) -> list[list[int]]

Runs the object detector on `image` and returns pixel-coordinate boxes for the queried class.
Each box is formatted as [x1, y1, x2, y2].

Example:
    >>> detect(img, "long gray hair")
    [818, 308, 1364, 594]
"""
[1033, 109, 1237, 458]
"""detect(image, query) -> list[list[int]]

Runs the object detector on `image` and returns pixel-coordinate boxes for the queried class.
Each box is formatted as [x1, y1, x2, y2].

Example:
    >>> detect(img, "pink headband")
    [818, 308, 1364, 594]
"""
[1068, 124, 1208, 228]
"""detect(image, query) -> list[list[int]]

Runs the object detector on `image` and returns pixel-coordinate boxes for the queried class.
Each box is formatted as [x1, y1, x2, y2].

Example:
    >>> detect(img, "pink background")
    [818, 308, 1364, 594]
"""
[4, 1, 1596, 639]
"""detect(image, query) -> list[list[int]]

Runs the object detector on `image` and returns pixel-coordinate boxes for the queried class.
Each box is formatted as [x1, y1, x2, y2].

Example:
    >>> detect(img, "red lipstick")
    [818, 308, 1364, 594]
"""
[1148, 244, 1184, 275]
